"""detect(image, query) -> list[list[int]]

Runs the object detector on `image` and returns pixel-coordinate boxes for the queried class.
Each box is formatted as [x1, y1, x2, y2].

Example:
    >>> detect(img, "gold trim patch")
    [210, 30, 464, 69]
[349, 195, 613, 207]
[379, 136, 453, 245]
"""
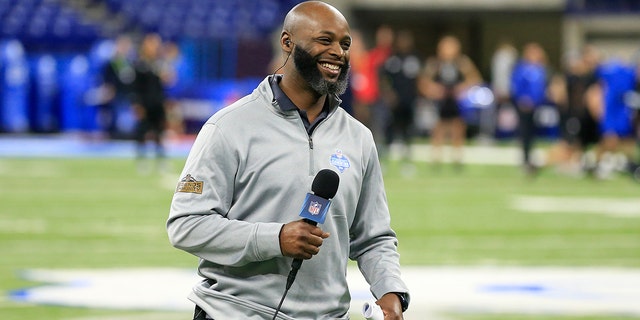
[176, 174, 204, 194]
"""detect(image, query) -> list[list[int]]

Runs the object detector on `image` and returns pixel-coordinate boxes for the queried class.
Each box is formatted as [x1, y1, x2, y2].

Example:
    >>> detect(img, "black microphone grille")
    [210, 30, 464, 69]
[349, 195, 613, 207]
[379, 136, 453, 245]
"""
[311, 169, 340, 199]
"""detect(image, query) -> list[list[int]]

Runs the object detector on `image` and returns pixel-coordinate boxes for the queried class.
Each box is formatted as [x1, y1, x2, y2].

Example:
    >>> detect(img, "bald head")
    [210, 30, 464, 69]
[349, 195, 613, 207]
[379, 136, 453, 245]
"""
[277, 1, 351, 98]
[282, 1, 348, 39]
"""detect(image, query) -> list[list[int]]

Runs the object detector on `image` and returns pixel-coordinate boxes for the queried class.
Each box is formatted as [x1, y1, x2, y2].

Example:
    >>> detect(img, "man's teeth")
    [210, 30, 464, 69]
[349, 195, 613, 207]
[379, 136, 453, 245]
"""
[321, 63, 340, 70]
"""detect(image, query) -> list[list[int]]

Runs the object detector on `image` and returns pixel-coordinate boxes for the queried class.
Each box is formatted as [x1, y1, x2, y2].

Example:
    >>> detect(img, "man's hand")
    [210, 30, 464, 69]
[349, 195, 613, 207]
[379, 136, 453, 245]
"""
[279, 220, 329, 259]
[376, 293, 404, 320]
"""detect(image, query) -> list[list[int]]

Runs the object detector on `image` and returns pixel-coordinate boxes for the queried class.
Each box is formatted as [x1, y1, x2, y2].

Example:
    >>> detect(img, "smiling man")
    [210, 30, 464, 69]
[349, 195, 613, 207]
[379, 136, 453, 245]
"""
[167, 2, 409, 319]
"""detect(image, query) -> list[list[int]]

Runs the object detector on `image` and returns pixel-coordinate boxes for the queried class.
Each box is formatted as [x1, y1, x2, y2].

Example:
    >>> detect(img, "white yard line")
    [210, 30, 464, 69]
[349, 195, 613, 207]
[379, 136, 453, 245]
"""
[8, 267, 640, 319]
[511, 195, 640, 217]
[390, 143, 525, 165]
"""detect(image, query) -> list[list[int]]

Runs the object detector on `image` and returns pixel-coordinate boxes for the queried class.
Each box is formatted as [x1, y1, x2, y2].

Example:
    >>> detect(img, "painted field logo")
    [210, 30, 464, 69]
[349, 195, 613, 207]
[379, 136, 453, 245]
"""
[330, 149, 350, 173]
[176, 174, 203, 194]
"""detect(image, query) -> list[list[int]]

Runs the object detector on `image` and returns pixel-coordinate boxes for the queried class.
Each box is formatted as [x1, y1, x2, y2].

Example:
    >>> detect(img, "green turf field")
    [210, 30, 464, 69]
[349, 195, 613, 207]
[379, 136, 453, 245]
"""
[1, 156, 639, 319]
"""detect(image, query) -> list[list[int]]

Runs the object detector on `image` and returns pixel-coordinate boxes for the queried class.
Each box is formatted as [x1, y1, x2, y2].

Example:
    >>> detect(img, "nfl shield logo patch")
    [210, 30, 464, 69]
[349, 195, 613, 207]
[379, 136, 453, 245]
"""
[308, 201, 322, 215]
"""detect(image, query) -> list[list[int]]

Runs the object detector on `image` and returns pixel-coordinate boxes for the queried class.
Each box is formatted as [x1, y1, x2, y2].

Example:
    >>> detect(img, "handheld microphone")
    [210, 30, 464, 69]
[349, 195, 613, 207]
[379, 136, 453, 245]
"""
[272, 169, 339, 320]
[288, 169, 339, 285]
[297, 168, 340, 226]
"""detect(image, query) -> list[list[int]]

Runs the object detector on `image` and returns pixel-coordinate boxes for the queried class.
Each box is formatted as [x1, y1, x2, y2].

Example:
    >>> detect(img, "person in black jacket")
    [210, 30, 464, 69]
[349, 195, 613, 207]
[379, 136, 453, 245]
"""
[380, 30, 421, 163]
[131, 33, 167, 173]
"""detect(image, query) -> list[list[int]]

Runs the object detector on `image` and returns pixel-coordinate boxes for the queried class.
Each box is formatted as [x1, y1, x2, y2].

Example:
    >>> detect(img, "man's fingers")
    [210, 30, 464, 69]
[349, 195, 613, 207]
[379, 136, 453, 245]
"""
[307, 233, 325, 246]
[297, 232, 326, 258]
[309, 226, 330, 239]
[304, 245, 320, 256]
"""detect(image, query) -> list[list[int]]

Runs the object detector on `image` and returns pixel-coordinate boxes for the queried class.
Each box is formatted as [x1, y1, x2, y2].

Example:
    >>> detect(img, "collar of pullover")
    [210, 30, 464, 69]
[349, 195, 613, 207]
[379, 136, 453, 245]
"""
[269, 75, 340, 135]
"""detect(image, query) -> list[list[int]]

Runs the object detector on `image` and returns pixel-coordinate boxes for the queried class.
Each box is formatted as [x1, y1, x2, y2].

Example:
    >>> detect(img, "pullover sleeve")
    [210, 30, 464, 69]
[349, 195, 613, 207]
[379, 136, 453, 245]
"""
[167, 123, 283, 267]
[349, 138, 409, 299]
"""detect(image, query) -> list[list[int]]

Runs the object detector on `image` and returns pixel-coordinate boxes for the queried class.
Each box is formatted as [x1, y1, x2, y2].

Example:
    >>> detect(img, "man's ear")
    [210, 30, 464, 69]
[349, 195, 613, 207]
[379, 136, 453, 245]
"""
[281, 32, 293, 53]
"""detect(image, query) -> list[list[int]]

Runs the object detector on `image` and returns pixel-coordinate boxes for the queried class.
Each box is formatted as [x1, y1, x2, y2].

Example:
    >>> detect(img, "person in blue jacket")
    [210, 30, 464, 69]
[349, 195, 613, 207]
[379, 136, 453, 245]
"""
[511, 42, 549, 175]
[593, 57, 638, 179]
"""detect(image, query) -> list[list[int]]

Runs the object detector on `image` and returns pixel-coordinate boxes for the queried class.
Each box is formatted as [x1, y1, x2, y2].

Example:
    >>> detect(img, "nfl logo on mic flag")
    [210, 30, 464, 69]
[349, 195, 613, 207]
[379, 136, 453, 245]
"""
[299, 194, 331, 224]
[308, 201, 321, 215]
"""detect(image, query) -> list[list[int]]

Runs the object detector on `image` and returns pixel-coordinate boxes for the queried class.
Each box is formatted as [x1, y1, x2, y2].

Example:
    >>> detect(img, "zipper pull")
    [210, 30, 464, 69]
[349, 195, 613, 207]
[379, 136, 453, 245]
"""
[308, 137, 313, 149]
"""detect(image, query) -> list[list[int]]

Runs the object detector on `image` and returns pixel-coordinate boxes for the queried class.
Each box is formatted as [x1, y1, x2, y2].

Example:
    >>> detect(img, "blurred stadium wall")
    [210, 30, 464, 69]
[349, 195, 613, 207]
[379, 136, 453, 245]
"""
[1, 0, 639, 136]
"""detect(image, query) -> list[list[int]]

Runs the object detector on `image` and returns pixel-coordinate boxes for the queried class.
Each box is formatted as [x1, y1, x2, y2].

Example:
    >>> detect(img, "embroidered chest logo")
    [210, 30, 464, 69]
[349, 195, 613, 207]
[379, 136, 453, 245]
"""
[176, 174, 204, 194]
[330, 149, 350, 173]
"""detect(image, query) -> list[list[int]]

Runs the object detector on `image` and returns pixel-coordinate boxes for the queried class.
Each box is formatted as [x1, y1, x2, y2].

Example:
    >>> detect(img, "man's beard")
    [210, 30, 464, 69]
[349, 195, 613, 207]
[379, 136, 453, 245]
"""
[292, 45, 350, 96]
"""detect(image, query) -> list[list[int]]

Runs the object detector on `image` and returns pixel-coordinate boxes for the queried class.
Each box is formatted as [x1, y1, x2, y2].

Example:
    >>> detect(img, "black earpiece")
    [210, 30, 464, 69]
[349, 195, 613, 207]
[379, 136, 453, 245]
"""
[273, 40, 293, 75]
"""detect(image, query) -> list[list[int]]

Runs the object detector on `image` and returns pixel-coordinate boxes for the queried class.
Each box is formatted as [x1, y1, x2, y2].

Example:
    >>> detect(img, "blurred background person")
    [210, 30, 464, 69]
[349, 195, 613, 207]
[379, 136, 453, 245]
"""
[99, 34, 135, 139]
[546, 45, 601, 175]
[347, 29, 372, 125]
[365, 25, 395, 154]
[630, 54, 640, 181]
[419, 35, 482, 170]
[131, 33, 168, 174]
[380, 29, 421, 167]
[159, 40, 187, 140]
[490, 40, 518, 141]
[630, 84, 640, 182]
[510, 42, 549, 176]
[491, 40, 517, 110]
[592, 54, 638, 179]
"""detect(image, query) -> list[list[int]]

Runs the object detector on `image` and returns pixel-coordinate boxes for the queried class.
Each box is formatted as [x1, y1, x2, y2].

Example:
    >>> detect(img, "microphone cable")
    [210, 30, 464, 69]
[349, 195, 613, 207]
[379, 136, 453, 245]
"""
[271, 47, 292, 77]
[271, 259, 302, 320]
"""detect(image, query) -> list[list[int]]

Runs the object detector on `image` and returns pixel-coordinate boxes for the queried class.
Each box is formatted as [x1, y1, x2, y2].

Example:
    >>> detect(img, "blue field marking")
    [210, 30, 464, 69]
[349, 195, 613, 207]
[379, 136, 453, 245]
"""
[8, 267, 640, 318]
[8, 288, 29, 301]
[482, 283, 548, 294]
[0, 135, 193, 158]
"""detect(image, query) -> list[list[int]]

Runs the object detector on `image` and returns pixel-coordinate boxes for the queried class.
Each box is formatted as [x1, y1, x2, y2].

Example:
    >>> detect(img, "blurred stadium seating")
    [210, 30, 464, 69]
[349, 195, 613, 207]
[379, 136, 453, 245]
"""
[0, 0, 101, 49]
[104, 0, 288, 40]
[0, 0, 303, 134]
[0, 0, 300, 47]
[566, 0, 640, 12]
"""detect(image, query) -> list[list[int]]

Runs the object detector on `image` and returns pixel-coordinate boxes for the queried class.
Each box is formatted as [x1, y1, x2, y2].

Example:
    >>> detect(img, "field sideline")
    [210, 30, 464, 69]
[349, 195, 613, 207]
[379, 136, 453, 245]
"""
[1, 139, 639, 319]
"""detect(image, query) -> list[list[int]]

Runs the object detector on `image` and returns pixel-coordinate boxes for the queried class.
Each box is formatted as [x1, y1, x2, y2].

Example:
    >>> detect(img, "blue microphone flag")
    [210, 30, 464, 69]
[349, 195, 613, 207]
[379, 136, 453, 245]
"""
[298, 193, 331, 224]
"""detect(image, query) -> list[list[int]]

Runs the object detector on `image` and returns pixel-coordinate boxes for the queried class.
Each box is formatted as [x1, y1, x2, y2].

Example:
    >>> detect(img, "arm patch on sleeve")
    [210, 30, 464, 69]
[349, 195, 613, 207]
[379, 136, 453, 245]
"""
[176, 174, 204, 194]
